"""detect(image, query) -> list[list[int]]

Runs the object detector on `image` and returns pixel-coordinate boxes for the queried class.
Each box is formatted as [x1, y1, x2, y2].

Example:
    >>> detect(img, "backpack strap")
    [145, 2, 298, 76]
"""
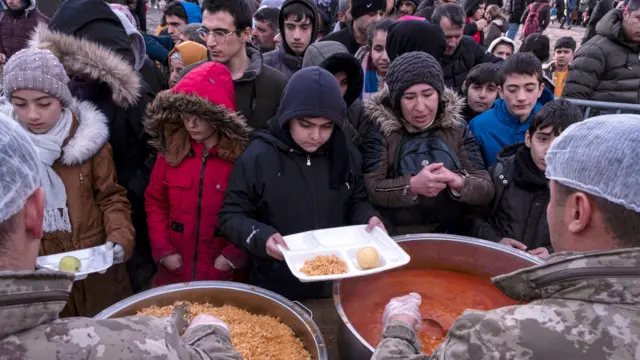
[534, 2, 547, 13]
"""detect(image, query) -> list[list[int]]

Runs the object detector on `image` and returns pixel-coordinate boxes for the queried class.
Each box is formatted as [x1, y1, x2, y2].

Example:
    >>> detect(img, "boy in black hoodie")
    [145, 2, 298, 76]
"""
[263, 0, 318, 78]
[461, 63, 502, 122]
[219, 67, 383, 301]
[464, 99, 582, 259]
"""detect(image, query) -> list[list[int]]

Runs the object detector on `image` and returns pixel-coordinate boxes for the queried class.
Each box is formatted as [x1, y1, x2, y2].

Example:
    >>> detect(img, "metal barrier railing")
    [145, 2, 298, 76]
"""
[565, 98, 640, 119]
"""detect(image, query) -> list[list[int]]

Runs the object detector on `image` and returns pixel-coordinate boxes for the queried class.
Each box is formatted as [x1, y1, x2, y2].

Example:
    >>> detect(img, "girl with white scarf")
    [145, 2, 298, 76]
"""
[1, 48, 136, 317]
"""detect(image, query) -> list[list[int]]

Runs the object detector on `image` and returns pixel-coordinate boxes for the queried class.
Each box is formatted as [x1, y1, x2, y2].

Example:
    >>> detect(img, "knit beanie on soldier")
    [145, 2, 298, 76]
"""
[386, 51, 444, 110]
[351, 0, 386, 20]
[3, 48, 73, 106]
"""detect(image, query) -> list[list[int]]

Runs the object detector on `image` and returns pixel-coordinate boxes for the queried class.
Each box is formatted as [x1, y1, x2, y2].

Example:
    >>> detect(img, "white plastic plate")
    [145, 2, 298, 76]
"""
[36, 244, 114, 281]
[279, 225, 411, 283]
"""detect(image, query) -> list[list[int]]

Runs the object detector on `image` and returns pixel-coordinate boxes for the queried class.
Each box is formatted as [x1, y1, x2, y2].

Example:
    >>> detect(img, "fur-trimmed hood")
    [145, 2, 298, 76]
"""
[365, 86, 465, 138]
[28, 24, 141, 109]
[144, 91, 251, 166]
[0, 98, 109, 166]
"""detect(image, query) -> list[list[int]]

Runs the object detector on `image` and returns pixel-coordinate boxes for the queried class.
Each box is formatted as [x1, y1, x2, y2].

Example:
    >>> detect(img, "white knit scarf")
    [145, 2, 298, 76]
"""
[14, 108, 74, 233]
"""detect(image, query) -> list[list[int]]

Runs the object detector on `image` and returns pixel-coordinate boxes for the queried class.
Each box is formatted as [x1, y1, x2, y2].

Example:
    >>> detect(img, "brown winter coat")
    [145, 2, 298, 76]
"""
[0, 99, 135, 317]
[361, 87, 494, 235]
[0, 0, 49, 58]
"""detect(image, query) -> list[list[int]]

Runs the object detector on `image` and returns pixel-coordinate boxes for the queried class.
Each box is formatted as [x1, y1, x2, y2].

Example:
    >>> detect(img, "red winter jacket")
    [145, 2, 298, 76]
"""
[144, 62, 251, 287]
[0, 0, 50, 58]
[146, 145, 248, 286]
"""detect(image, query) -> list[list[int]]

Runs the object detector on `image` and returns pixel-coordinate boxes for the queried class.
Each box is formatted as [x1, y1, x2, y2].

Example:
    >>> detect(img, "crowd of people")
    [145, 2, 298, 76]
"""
[0, 0, 639, 358]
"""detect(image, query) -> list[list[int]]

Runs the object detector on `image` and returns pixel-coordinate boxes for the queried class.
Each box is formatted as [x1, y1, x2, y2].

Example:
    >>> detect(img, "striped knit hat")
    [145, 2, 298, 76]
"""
[3, 48, 73, 106]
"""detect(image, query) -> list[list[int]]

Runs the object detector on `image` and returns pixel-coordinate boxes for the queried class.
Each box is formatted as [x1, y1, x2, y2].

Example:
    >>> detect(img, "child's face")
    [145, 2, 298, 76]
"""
[183, 116, 216, 144]
[11, 90, 63, 134]
[492, 44, 513, 60]
[466, 82, 498, 113]
[553, 48, 573, 68]
[525, 126, 555, 171]
[498, 74, 544, 121]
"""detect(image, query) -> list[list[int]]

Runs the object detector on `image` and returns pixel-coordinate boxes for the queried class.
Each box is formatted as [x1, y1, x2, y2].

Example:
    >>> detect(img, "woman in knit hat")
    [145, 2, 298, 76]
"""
[362, 51, 493, 235]
[168, 40, 208, 87]
[1, 48, 135, 317]
[145, 62, 250, 287]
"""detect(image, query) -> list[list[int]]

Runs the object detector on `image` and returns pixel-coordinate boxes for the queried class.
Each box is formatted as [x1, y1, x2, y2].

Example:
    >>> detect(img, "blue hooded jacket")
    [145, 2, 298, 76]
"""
[180, 1, 202, 23]
[468, 98, 543, 167]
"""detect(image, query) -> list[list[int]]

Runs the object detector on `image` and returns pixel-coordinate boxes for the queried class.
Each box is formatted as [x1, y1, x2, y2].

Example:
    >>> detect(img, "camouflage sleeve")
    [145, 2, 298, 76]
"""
[428, 308, 521, 360]
[371, 320, 427, 360]
[181, 324, 243, 360]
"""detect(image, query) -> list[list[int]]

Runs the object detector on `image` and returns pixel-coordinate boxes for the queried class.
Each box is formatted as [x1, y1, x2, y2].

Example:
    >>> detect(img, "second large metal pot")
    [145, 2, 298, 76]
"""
[333, 234, 544, 359]
[95, 281, 328, 360]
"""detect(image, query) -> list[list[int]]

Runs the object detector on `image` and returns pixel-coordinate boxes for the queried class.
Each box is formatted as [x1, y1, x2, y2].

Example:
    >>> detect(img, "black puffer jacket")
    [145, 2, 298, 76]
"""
[219, 68, 379, 301]
[464, 144, 552, 252]
[563, 9, 640, 104]
[504, 0, 526, 24]
[441, 36, 503, 93]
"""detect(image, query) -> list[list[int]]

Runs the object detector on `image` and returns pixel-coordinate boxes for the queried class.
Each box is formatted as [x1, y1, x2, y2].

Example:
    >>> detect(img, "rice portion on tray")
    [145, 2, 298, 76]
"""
[138, 302, 311, 360]
[300, 255, 348, 276]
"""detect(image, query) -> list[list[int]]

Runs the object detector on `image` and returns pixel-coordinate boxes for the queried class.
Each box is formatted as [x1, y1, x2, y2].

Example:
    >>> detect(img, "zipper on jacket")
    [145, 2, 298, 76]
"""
[191, 150, 208, 281]
[531, 266, 640, 289]
[79, 173, 85, 188]
[306, 155, 311, 166]
[0, 289, 69, 308]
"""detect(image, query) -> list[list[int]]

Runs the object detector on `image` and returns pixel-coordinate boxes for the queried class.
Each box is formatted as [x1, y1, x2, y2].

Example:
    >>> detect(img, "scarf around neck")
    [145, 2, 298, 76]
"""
[13, 108, 74, 233]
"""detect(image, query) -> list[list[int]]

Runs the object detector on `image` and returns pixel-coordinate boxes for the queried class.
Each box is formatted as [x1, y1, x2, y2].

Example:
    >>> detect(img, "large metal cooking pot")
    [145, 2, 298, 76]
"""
[95, 281, 328, 360]
[333, 234, 544, 359]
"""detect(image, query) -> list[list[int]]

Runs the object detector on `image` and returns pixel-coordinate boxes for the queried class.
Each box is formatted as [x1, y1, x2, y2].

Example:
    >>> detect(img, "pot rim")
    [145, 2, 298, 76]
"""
[95, 281, 328, 359]
[332, 233, 544, 352]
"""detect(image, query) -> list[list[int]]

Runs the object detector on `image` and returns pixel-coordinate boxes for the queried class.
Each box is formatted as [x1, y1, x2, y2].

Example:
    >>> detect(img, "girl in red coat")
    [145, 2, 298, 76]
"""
[144, 62, 250, 287]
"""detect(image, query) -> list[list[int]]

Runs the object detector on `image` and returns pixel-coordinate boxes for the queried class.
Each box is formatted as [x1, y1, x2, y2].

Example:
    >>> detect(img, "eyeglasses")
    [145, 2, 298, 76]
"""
[197, 27, 238, 43]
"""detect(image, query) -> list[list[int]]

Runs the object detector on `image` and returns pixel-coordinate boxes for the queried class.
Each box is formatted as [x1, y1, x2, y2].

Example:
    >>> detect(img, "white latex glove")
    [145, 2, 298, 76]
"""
[186, 314, 230, 336]
[382, 292, 423, 330]
[104, 241, 125, 264]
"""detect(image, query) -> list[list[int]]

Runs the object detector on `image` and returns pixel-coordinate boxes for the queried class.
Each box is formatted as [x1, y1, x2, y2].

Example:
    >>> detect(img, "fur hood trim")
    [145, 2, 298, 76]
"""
[0, 98, 109, 166]
[145, 91, 251, 166]
[365, 86, 465, 138]
[28, 24, 141, 109]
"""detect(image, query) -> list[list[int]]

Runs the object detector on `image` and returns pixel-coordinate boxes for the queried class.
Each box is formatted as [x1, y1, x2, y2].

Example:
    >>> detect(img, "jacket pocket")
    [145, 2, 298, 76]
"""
[165, 176, 193, 212]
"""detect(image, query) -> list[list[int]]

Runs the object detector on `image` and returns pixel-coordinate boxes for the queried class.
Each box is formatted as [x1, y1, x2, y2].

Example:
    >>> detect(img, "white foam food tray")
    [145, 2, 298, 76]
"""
[36, 244, 114, 281]
[279, 225, 411, 282]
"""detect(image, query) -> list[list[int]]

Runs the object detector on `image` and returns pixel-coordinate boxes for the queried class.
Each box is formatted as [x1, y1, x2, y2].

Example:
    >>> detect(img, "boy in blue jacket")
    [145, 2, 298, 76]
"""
[468, 53, 545, 167]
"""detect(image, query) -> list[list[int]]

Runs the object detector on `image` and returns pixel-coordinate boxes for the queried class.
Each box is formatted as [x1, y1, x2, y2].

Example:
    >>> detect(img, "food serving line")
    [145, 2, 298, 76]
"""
[38, 228, 542, 359]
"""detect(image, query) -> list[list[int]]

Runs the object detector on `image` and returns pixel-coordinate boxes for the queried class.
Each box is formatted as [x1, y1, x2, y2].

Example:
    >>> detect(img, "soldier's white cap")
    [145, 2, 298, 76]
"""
[546, 114, 640, 213]
[0, 113, 40, 222]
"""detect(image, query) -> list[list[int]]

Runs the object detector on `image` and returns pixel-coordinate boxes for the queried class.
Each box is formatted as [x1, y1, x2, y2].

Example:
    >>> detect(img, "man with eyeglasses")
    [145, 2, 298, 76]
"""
[263, 0, 320, 78]
[183, 0, 286, 130]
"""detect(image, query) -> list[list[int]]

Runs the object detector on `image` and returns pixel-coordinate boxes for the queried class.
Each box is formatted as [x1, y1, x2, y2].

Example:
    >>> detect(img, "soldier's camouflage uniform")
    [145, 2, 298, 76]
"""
[372, 248, 640, 360]
[0, 270, 242, 360]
